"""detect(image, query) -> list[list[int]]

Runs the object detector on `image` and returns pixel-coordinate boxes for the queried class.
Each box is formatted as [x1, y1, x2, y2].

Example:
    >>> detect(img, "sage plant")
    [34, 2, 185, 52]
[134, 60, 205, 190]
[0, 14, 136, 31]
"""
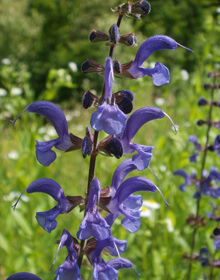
[7, 1, 192, 279]
[174, 72, 220, 279]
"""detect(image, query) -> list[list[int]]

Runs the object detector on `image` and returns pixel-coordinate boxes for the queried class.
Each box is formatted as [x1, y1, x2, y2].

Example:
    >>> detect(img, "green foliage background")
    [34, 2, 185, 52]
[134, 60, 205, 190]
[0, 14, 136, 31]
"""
[0, 0, 220, 279]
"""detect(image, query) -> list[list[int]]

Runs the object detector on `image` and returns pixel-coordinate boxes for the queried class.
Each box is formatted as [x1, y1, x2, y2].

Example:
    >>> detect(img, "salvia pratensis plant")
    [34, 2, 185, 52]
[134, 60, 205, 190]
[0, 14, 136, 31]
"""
[7, 1, 192, 279]
[174, 72, 220, 279]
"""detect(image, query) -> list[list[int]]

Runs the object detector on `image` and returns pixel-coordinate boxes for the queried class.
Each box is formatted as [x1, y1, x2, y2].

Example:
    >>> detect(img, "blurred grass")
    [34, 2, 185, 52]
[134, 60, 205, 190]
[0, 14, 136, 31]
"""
[1, 0, 220, 279]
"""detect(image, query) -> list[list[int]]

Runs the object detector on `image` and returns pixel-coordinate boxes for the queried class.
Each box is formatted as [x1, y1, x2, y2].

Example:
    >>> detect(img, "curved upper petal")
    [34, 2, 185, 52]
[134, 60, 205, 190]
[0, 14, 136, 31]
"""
[133, 35, 191, 67]
[111, 159, 137, 190]
[7, 273, 42, 280]
[26, 178, 67, 203]
[27, 101, 69, 137]
[122, 107, 164, 143]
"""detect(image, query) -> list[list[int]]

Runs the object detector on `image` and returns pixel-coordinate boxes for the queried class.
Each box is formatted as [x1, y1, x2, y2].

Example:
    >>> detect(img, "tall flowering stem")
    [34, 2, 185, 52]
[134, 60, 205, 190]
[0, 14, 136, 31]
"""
[7, 1, 193, 279]
[175, 72, 220, 280]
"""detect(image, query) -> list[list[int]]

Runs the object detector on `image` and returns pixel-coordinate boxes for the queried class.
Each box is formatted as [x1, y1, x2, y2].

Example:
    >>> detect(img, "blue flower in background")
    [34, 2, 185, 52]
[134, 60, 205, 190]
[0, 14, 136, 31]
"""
[121, 35, 193, 86]
[91, 57, 127, 135]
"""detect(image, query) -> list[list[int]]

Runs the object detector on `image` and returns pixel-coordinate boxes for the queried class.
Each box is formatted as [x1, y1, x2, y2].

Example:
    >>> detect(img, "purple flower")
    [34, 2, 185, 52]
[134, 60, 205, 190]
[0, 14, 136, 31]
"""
[105, 159, 168, 232]
[199, 248, 210, 267]
[77, 178, 111, 240]
[14, 178, 80, 233]
[90, 57, 127, 135]
[12, 101, 82, 166]
[118, 106, 175, 171]
[121, 35, 192, 86]
[173, 169, 197, 191]
[188, 135, 204, 162]
[207, 202, 220, 221]
[88, 237, 134, 280]
[7, 273, 42, 280]
[53, 230, 82, 280]
[211, 135, 220, 156]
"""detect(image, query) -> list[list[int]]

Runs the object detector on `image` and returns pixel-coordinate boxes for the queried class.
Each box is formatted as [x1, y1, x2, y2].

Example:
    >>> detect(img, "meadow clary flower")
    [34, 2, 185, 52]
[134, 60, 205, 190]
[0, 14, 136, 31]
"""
[173, 169, 198, 191]
[188, 135, 204, 162]
[12, 101, 82, 166]
[7, 272, 42, 280]
[90, 57, 127, 135]
[104, 159, 168, 232]
[53, 230, 82, 280]
[14, 178, 80, 233]
[119, 107, 170, 171]
[88, 237, 134, 280]
[121, 35, 192, 86]
[77, 177, 111, 241]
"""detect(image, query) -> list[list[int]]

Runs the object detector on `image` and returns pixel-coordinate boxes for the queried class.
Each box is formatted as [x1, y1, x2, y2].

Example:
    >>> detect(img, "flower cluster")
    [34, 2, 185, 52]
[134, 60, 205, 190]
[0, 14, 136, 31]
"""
[174, 72, 220, 278]
[8, 1, 192, 279]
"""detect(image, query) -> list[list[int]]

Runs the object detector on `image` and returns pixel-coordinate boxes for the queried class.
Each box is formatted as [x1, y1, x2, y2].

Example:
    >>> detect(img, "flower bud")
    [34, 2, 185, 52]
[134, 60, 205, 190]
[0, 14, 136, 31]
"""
[109, 24, 120, 45]
[81, 59, 104, 73]
[82, 136, 92, 158]
[197, 120, 206, 126]
[113, 59, 122, 74]
[207, 72, 220, 78]
[113, 90, 134, 114]
[119, 33, 138, 47]
[131, 0, 151, 15]
[82, 91, 98, 109]
[98, 136, 123, 159]
[213, 227, 220, 236]
[89, 29, 109, 43]
[198, 97, 207, 106]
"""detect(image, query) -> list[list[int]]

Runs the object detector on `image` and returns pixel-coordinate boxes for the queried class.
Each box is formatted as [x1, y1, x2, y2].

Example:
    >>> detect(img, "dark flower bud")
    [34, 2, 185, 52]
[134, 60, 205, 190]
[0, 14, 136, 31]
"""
[82, 136, 92, 158]
[197, 120, 206, 126]
[109, 24, 120, 45]
[198, 97, 207, 106]
[81, 59, 104, 73]
[117, 96, 133, 114]
[213, 227, 220, 236]
[82, 91, 98, 109]
[204, 84, 212, 90]
[131, 0, 151, 15]
[106, 138, 123, 158]
[113, 59, 122, 74]
[98, 136, 123, 159]
[89, 29, 109, 43]
[119, 33, 137, 47]
[207, 72, 220, 78]
[113, 90, 134, 114]
[208, 145, 214, 151]
[213, 101, 220, 107]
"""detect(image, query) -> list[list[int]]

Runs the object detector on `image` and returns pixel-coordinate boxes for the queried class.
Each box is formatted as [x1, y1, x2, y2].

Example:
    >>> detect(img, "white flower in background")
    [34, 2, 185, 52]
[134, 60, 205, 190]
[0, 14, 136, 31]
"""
[1, 58, 11, 65]
[46, 126, 57, 137]
[11, 87, 23, 96]
[7, 150, 19, 160]
[140, 200, 160, 217]
[155, 97, 165, 106]
[0, 88, 7, 96]
[165, 218, 174, 232]
[68, 62, 78, 72]
[180, 69, 189, 81]
[216, 7, 220, 13]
